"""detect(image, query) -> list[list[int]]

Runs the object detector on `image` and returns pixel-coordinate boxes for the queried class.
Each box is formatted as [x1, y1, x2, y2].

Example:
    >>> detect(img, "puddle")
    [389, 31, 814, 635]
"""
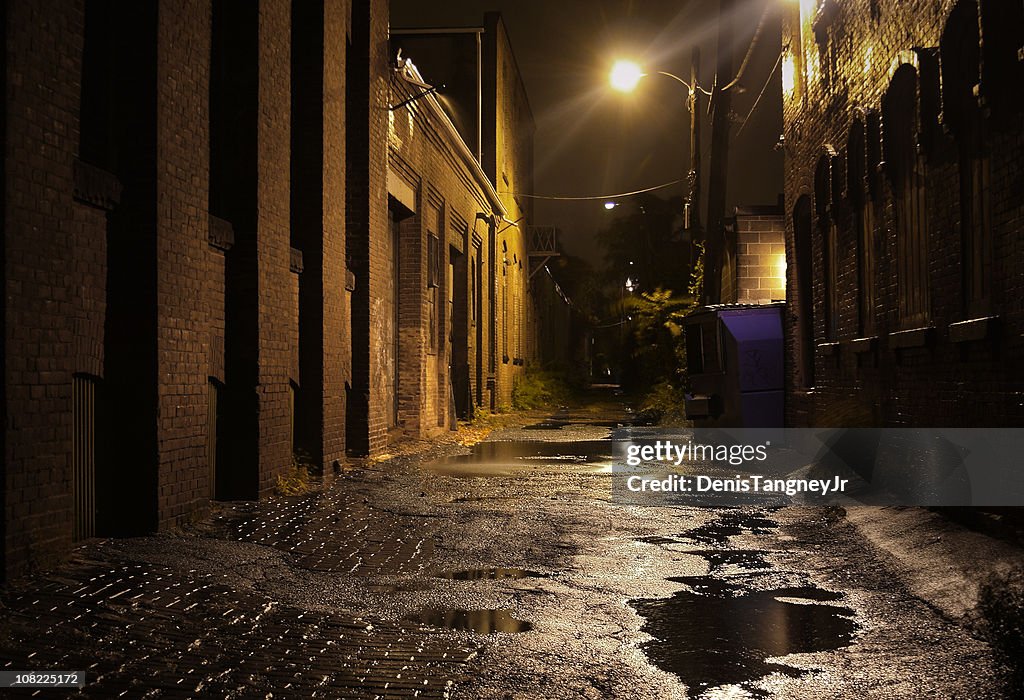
[631, 581, 856, 696]
[424, 440, 613, 476]
[689, 549, 772, 572]
[636, 535, 683, 546]
[407, 608, 533, 633]
[436, 568, 547, 581]
[523, 420, 628, 430]
[677, 512, 778, 547]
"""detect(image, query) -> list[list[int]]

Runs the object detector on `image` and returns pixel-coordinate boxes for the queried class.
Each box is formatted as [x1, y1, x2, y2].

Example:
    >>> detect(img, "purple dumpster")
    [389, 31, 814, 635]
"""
[683, 303, 785, 427]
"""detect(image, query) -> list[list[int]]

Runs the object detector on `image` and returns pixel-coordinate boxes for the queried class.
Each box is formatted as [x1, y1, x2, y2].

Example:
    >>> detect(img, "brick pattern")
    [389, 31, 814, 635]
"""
[1, 0, 540, 576]
[734, 214, 786, 304]
[155, 0, 212, 529]
[3, 0, 93, 576]
[781, 0, 1024, 427]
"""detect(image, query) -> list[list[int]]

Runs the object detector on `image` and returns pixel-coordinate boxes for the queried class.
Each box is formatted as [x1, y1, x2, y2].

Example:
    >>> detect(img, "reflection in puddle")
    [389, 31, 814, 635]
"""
[632, 581, 856, 696]
[436, 568, 547, 580]
[522, 420, 628, 430]
[407, 608, 533, 633]
[424, 440, 613, 476]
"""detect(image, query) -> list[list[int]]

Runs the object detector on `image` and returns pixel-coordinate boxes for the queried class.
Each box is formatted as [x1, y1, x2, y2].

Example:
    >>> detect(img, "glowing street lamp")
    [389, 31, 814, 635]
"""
[608, 56, 706, 234]
[610, 60, 645, 92]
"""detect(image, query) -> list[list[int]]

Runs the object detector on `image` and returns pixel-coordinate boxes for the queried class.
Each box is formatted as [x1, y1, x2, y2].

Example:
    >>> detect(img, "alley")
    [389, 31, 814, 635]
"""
[0, 391, 1008, 698]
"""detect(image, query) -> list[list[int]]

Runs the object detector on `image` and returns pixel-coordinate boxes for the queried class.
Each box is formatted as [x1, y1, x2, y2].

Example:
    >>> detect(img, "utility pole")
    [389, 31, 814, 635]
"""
[687, 46, 702, 239]
[704, 0, 736, 306]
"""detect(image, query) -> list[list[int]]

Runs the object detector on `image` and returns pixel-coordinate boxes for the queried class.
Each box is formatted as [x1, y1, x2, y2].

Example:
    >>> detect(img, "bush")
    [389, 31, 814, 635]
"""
[978, 566, 1024, 694]
[511, 369, 572, 410]
[636, 381, 690, 426]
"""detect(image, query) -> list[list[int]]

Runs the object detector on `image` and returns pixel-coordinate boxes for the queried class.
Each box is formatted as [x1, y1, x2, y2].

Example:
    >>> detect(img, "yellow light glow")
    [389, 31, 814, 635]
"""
[610, 60, 644, 92]
[782, 53, 796, 95]
[774, 253, 788, 283]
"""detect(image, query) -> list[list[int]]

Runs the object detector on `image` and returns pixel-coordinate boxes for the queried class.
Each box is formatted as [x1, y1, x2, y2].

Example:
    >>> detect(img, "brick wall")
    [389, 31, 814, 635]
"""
[154, 0, 212, 528]
[4, 0, 92, 576]
[386, 68, 500, 438]
[781, 0, 1024, 428]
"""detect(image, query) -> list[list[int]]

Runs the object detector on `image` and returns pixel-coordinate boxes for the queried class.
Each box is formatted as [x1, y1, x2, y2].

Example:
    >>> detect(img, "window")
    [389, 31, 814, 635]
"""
[848, 118, 876, 335]
[883, 65, 930, 327]
[793, 196, 815, 388]
[427, 205, 442, 353]
[815, 156, 839, 340]
[942, 1, 992, 316]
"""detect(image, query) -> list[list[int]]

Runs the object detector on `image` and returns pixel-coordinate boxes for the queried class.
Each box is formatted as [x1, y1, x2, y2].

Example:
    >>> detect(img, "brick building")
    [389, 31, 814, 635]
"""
[389, 13, 539, 417]
[1, 1, 539, 578]
[780, 0, 1024, 427]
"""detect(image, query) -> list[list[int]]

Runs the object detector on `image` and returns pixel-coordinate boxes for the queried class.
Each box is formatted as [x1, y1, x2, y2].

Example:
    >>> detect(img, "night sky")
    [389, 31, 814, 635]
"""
[389, 0, 785, 266]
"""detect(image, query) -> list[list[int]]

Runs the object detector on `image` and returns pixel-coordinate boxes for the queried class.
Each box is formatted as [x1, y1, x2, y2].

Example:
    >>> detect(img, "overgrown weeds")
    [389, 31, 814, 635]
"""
[275, 454, 313, 496]
[511, 369, 573, 410]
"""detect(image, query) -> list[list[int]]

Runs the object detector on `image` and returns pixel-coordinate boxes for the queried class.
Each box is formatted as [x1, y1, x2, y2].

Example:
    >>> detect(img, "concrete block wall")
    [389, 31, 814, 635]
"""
[735, 211, 786, 304]
[781, 0, 1024, 427]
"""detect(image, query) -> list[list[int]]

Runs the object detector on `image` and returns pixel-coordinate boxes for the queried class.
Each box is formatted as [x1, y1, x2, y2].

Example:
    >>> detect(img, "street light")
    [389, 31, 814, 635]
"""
[608, 55, 706, 235]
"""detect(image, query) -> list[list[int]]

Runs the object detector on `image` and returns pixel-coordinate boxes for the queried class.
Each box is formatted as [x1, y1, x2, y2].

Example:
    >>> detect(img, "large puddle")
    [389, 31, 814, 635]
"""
[632, 580, 857, 696]
[406, 608, 533, 633]
[423, 439, 613, 476]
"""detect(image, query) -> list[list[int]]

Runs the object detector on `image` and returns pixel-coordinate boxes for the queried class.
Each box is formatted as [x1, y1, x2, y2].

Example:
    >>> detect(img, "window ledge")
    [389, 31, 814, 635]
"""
[889, 326, 935, 349]
[816, 341, 841, 356]
[847, 336, 878, 354]
[949, 316, 999, 343]
[73, 159, 123, 211]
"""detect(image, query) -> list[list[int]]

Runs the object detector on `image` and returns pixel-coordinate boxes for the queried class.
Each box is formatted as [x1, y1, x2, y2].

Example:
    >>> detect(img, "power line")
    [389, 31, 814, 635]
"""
[500, 177, 687, 202]
[736, 49, 783, 137]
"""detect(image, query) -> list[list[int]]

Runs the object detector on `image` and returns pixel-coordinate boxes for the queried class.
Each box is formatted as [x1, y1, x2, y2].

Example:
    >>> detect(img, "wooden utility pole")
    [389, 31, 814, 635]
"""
[704, 0, 736, 306]
[687, 46, 702, 238]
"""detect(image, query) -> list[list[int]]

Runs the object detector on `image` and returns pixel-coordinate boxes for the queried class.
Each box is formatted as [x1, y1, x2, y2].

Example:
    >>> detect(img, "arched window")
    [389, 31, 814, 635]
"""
[882, 65, 930, 327]
[942, 1, 992, 315]
[848, 118, 875, 335]
[814, 155, 839, 340]
[793, 196, 815, 389]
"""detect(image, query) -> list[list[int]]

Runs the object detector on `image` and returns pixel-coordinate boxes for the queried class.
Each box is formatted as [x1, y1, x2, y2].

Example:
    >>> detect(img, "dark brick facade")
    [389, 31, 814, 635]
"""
[1, 0, 543, 579]
[781, 0, 1024, 428]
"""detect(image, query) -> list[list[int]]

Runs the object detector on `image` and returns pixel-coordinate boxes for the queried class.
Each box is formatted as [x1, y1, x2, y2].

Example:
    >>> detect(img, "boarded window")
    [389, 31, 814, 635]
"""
[942, 1, 992, 315]
[793, 196, 815, 388]
[815, 156, 839, 340]
[848, 119, 876, 335]
[883, 65, 930, 327]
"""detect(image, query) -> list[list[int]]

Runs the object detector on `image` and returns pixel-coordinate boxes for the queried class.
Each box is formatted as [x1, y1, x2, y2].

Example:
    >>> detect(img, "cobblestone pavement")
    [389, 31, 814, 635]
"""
[0, 396, 1016, 698]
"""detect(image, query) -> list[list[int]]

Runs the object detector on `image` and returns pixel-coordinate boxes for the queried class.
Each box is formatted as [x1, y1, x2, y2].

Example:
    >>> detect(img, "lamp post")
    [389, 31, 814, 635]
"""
[609, 57, 705, 239]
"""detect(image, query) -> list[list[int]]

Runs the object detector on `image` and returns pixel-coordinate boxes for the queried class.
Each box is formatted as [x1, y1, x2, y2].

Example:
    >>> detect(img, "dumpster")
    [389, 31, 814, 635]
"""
[683, 303, 785, 427]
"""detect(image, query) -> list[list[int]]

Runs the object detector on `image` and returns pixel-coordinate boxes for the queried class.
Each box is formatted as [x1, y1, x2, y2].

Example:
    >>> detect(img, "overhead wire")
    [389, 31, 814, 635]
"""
[499, 177, 687, 202]
[736, 49, 783, 136]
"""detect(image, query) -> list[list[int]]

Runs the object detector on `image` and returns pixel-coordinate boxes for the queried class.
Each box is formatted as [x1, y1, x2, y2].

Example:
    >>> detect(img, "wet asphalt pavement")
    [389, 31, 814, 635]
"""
[0, 392, 1010, 698]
